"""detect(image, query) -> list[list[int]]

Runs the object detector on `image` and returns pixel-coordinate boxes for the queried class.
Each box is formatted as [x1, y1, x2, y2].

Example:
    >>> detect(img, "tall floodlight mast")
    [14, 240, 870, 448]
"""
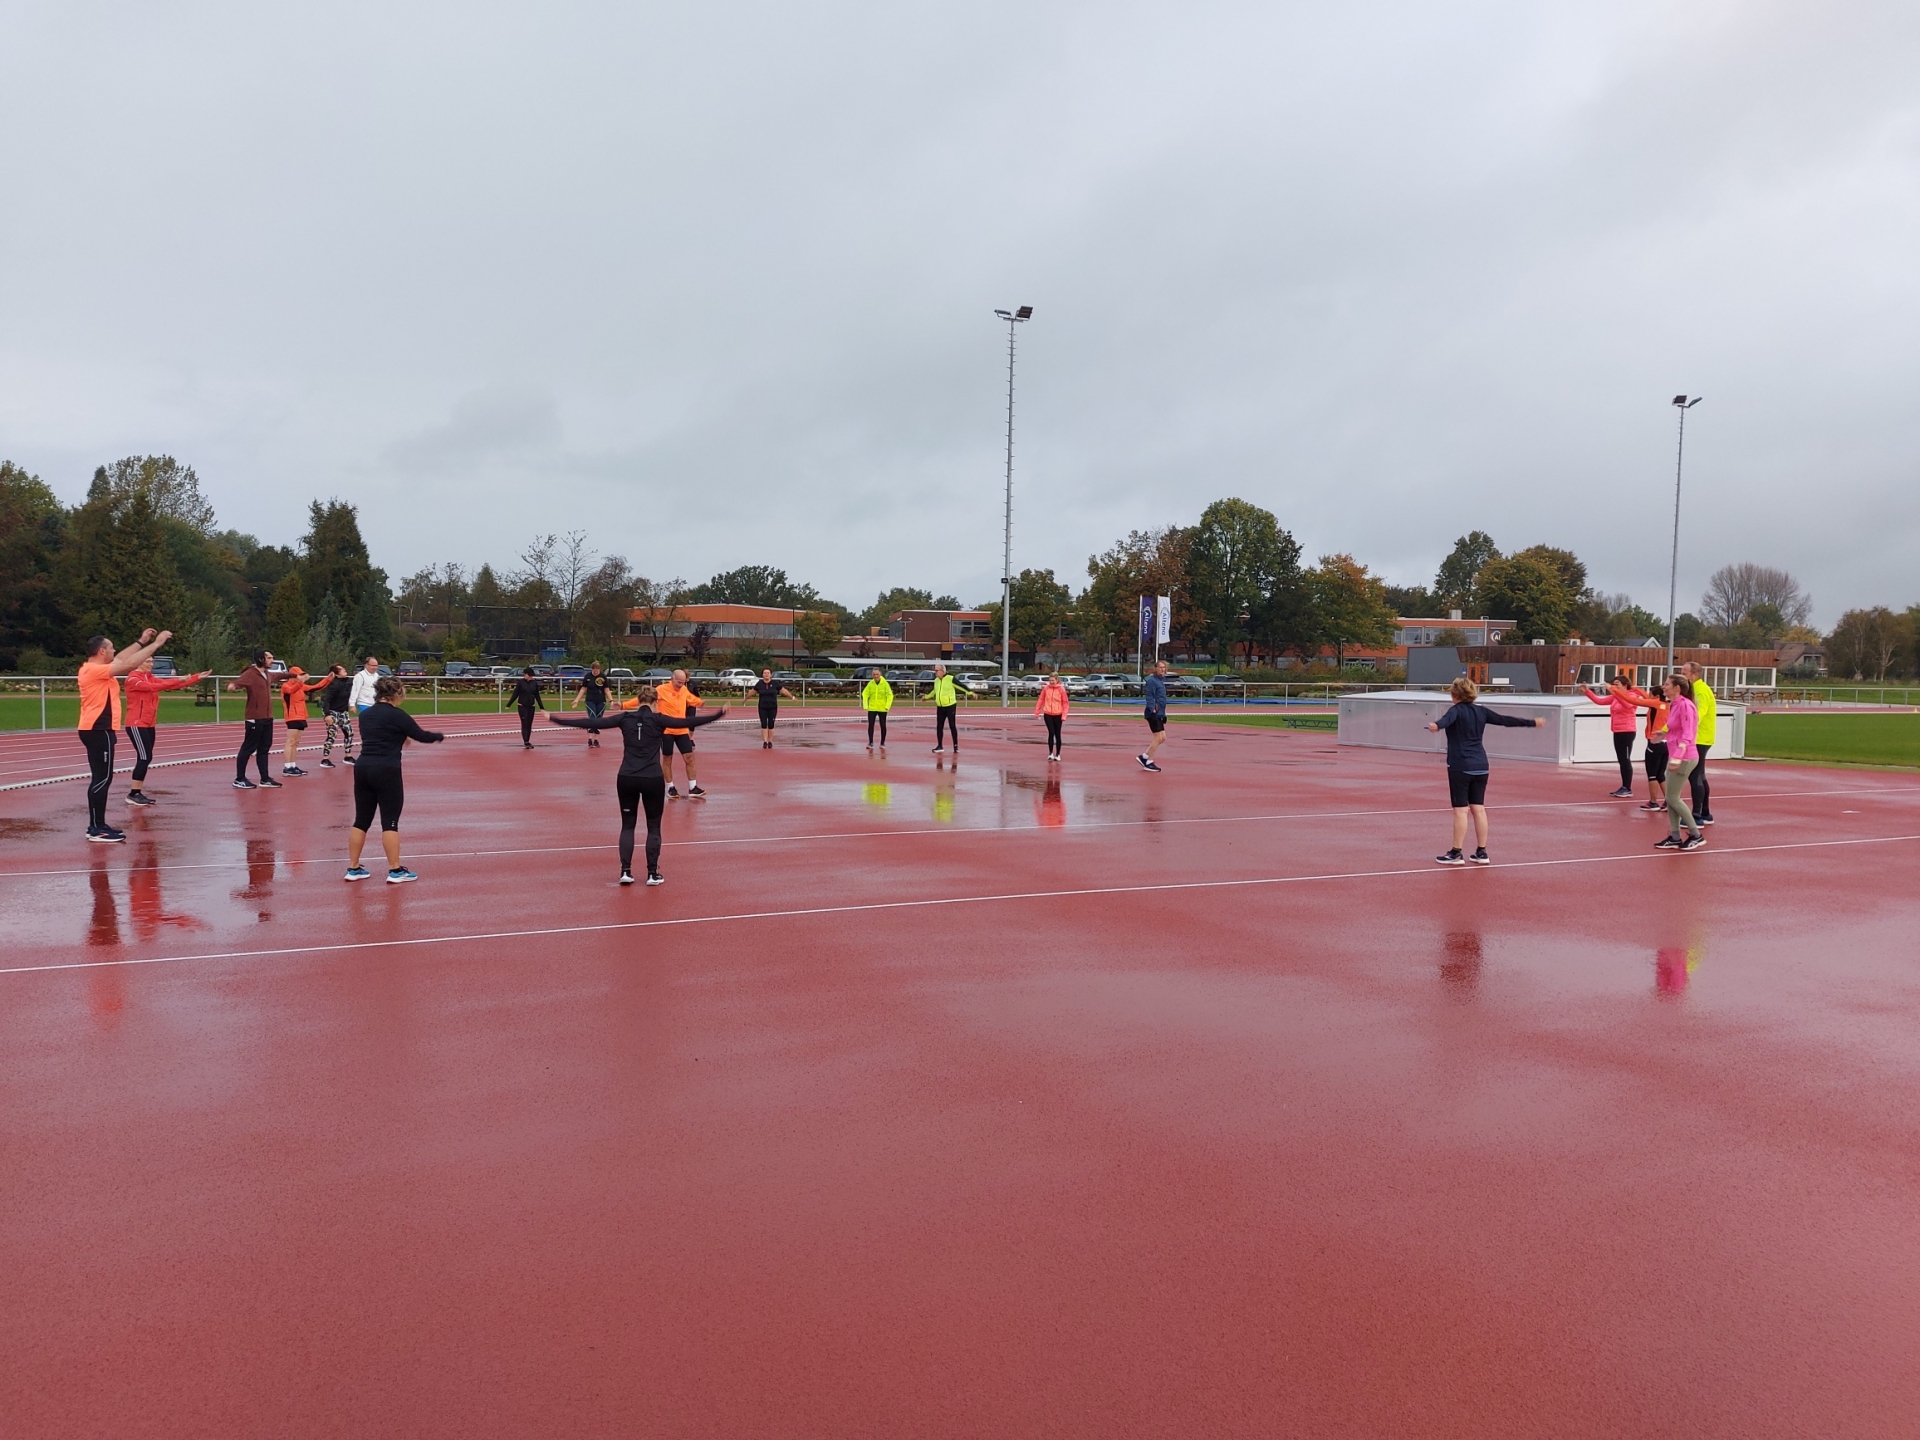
[1666, 395, 1702, 670]
[994, 305, 1033, 707]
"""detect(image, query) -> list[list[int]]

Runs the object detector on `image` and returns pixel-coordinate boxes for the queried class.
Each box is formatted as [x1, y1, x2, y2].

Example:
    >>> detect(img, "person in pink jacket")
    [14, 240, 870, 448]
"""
[1582, 672, 1659, 799]
[1034, 672, 1070, 761]
[1657, 674, 1706, 852]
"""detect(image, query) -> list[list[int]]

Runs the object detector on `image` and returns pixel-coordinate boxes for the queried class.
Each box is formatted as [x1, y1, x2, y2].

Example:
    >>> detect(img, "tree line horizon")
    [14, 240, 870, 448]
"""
[3, 459, 1915, 680]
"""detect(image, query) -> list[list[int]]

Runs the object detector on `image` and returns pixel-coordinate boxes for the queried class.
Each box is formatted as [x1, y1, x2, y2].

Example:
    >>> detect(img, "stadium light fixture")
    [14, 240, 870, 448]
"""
[1666, 395, 1703, 670]
[995, 305, 1033, 707]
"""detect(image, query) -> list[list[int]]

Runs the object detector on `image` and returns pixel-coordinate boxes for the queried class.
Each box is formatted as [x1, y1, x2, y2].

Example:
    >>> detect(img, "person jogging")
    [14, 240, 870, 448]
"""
[861, 668, 894, 750]
[75, 627, 172, 842]
[344, 677, 446, 882]
[549, 692, 729, 884]
[227, 651, 281, 789]
[656, 669, 707, 797]
[318, 665, 355, 767]
[277, 666, 330, 776]
[929, 663, 960, 754]
[573, 662, 611, 749]
[1680, 662, 1717, 826]
[1035, 671, 1070, 760]
[1637, 682, 1671, 812]
[1582, 672, 1658, 798]
[1137, 659, 1170, 771]
[1656, 674, 1707, 852]
[1424, 677, 1545, 866]
[123, 656, 210, 807]
[511, 667, 545, 748]
[753, 668, 795, 748]
[349, 655, 381, 715]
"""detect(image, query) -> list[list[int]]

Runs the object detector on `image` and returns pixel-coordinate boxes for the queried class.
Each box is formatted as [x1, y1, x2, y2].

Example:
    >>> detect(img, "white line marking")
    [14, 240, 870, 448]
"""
[5, 831, 1917, 978]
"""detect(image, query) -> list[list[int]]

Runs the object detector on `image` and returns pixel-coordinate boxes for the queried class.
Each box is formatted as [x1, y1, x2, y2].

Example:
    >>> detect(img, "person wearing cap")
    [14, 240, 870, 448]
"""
[278, 665, 331, 777]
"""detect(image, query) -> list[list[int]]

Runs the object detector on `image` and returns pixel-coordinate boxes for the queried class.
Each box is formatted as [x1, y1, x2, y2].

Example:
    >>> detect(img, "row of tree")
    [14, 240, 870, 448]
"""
[0, 457, 395, 674]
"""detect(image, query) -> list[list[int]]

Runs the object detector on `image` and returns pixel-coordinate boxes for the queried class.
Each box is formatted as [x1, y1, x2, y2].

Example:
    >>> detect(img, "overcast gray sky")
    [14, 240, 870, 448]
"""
[3, 1, 1916, 626]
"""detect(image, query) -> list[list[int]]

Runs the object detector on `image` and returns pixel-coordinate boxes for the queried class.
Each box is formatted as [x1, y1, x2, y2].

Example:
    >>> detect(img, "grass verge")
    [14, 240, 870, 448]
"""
[1745, 713, 1920, 769]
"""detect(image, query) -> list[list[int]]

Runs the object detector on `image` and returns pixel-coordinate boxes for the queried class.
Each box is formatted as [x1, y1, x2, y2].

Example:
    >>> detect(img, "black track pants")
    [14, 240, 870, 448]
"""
[126, 726, 156, 783]
[81, 727, 116, 829]
[1612, 731, 1635, 789]
[237, 718, 273, 780]
[520, 707, 537, 745]
[867, 711, 888, 745]
[935, 705, 958, 749]
[1690, 744, 1711, 818]
[617, 773, 667, 874]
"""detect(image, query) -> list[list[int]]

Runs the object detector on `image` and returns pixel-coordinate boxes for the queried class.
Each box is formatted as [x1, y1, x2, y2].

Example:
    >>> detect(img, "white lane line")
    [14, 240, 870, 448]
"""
[5, 831, 1918, 979]
[3, 783, 1917, 881]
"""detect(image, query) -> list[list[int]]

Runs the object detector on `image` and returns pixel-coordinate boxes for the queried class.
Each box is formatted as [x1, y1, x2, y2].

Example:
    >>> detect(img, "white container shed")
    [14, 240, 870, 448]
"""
[1337, 691, 1746, 765]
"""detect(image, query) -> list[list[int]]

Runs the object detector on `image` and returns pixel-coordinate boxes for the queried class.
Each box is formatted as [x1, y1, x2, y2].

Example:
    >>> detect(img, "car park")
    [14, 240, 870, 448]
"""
[443, 661, 473, 677]
[808, 671, 843, 688]
[773, 671, 805, 686]
[641, 668, 673, 682]
[688, 669, 720, 683]
[484, 665, 518, 679]
[960, 673, 990, 694]
[1082, 672, 1132, 694]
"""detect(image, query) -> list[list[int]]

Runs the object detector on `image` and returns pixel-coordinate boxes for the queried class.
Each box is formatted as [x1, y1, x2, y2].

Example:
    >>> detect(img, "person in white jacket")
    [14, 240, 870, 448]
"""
[349, 656, 382, 714]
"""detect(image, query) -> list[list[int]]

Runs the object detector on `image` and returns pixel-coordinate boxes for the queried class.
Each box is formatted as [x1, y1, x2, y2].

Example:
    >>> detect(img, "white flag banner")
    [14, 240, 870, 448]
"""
[1156, 595, 1172, 645]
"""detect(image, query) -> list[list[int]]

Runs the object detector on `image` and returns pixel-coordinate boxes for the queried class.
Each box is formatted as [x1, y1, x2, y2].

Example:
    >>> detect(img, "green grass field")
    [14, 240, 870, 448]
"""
[1745, 713, 1920, 769]
[1171, 712, 1339, 732]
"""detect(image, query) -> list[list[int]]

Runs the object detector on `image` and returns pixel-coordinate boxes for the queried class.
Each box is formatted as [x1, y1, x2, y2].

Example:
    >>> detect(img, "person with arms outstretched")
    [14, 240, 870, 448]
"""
[1425, 677, 1545, 866]
[123, 655, 210, 807]
[656, 668, 707, 796]
[549, 691, 729, 885]
[278, 666, 330, 776]
[753, 668, 795, 748]
[227, 651, 280, 789]
[344, 677, 447, 883]
[573, 662, 611, 749]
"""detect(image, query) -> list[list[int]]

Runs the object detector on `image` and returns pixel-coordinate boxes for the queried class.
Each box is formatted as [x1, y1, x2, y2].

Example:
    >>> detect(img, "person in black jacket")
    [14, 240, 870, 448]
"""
[1424, 676, 1544, 867]
[511, 667, 545, 748]
[572, 662, 611, 749]
[318, 665, 355, 768]
[345, 677, 447, 883]
[549, 690, 728, 885]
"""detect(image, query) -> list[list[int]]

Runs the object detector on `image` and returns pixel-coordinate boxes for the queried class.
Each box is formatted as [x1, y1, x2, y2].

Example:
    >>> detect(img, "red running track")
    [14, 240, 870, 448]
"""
[4, 709, 1920, 1437]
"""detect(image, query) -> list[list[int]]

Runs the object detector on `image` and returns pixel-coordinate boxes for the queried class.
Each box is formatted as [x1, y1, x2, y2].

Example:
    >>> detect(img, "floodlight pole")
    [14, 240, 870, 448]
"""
[995, 306, 1032, 707]
[1665, 395, 1702, 671]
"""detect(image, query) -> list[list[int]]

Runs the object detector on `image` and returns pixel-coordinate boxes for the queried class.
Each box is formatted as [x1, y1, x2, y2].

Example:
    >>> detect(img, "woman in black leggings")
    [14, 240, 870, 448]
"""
[345, 677, 446, 884]
[550, 692, 728, 885]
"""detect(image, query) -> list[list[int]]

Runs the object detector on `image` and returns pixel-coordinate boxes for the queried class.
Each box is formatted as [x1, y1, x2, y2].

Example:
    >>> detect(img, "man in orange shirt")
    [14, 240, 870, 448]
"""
[278, 666, 331, 777]
[75, 627, 173, 843]
[655, 668, 707, 799]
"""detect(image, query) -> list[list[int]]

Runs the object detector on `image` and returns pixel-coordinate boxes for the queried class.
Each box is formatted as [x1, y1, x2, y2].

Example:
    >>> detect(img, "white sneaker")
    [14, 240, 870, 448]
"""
[646, 872, 665, 886]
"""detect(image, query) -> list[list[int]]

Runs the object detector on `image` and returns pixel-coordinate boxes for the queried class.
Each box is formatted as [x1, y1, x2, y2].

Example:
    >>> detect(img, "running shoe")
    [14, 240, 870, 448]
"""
[667, 784, 680, 799]
[1610, 786, 1634, 798]
[258, 777, 283, 788]
[1679, 835, 1707, 852]
[320, 758, 335, 769]
[344, 755, 356, 765]
[87, 827, 126, 844]
[1699, 815, 1715, 826]
[1435, 848, 1466, 866]
[619, 871, 635, 886]
[1638, 799, 1664, 811]
[233, 778, 256, 789]
[1654, 835, 1683, 850]
[283, 765, 307, 777]
[386, 868, 418, 884]
[932, 746, 944, 754]
[688, 784, 707, 798]
[646, 872, 665, 886]
[126, 791, 155, 807]
[344, 866, 372, 882]
[1136, 754, 1150, 769]
[1468, 849, 1491, 866]
[1141, 758, 1161, 772]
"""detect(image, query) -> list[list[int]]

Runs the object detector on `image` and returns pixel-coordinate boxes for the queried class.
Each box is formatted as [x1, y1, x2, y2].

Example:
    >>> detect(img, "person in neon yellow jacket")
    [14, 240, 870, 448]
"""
[1680, 662, 1717, 825]
[929, 663, 960, 754]
[862, 670, 894, 749]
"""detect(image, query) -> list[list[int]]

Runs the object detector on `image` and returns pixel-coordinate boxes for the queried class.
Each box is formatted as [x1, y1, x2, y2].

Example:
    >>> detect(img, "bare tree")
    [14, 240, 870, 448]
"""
[1703, 564, 1812, 630]
[554, 530, 595, 617]
[632, 575, 687, 664]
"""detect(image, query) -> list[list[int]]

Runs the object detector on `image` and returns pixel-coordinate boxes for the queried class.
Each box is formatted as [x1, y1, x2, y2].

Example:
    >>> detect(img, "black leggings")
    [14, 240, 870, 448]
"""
[1043, 713, 1063, 756]
[519, 707, 538, 745]
[1690, 745, 1711, 818]
[237, 718, 273, 780]
[81, 726, 116, 829]
[1612, 731, 1635, 788]
[867, 711, 888, 745]
[759, 706, 778, 731]
[126, 726, 156, 783]
[617, 773, 667, 874]
[1645, 740, 1669, 784]
[935, 705, 958, 749]
[352, 761, 405, 832]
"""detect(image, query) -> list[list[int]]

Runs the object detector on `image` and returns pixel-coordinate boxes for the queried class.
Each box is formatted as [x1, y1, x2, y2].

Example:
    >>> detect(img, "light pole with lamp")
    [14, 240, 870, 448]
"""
[994, 305, 1032, 706]
[1665, 395, 1702, 671]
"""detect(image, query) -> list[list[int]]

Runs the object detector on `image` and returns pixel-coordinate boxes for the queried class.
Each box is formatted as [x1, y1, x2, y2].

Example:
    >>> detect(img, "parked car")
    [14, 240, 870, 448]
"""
[396, 661, 427, 676]
[1061, 674, 1090, 694]
[688, 669, 720, 683]
[556, 664, 588, 681]
[1083, 672, 1130, 693]
[808, 671, 844, 687]
[484, 665, 518, 679]
[529, 664, 555, 677]
[443, 660, 473, 677]
[717, 668, 757, 689]
[266, 659, 288, 675]
[150, 655, 177, 677]
[606, 667, 636, 681]
[960, 673, 991, 694]
[641, 669, 673, 681]
[773, 671, 805, 686]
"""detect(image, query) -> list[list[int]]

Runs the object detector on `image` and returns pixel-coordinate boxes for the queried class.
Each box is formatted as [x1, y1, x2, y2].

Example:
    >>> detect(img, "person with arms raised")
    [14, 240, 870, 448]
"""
[123, 654, 210, 807]
[75, 627, 172, 842]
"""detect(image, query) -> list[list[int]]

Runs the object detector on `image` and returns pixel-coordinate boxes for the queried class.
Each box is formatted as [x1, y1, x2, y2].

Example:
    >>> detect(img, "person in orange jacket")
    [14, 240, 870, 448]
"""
[124, 657, 211, 807]
[1635, 684, 1672, 813]
[278, 666, 332, 776]
[1034, 671, 1070, 761]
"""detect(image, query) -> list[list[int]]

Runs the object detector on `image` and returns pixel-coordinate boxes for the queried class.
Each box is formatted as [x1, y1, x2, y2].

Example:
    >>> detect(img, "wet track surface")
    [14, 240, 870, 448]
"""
[4, 711, 1920, 1437]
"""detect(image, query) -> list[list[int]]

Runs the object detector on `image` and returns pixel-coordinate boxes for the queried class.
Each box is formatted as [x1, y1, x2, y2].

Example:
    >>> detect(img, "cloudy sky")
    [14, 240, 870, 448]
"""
[3, 1, 1916, 626]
